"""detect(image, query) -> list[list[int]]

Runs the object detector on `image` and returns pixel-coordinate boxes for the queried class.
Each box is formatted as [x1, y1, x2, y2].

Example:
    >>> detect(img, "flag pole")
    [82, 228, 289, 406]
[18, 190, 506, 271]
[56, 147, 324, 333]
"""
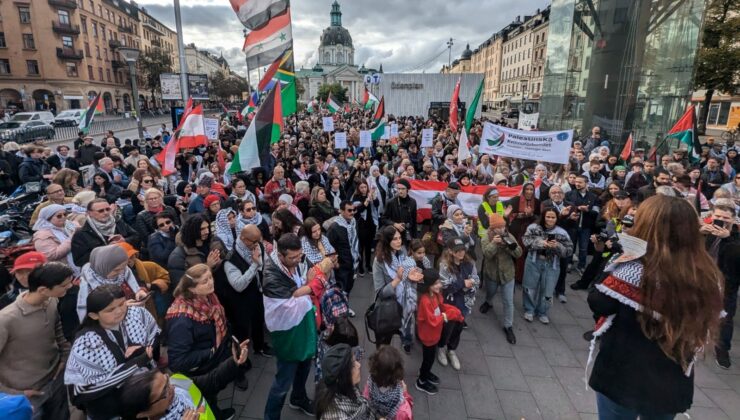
[243, 29, 252, 96]
[173, 0, 189, 103]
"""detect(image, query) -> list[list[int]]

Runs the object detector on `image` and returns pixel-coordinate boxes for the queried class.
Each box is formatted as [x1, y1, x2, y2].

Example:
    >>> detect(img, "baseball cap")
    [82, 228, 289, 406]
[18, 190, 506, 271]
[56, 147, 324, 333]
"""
[447, 237, 466, 252]
[447, 182, 461, 191]
[613, 190, 630, 200]
[12, 252, 47, 272]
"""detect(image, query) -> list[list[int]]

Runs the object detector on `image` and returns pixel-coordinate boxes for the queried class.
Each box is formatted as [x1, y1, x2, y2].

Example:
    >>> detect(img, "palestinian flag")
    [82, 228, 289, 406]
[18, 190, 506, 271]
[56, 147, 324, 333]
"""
[242, 92, 258, 118]
[229, 0, 288, 30]
[619, 132, 634, 163]
[326, 95, 341, 114]
[373, 96, 385, 124]
[370, 121, 386, 141]
[449, 77, 461, 133]
[262, 252, 317, 362]
[306, 98, 317, 113]
[665, 105, 701, 163]
[78, 93, 102, 134]
[464, 79, 484, 135]
[362, 86, 378, 110]
[229, 83, 283, 174]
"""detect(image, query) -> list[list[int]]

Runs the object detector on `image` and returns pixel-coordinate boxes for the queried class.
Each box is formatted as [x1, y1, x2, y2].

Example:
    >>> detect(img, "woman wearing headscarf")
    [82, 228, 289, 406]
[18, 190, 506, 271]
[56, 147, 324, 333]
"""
[77, 244, 149, 321]
[65, 284, 159, 419]
[309, 186, 338, 226]
[505, 182, 540, 283]
[438, 205, 476, 259]
[32, 204, 80, 275]
[214, 208, 238, 252]
[277, 193, 304, 221]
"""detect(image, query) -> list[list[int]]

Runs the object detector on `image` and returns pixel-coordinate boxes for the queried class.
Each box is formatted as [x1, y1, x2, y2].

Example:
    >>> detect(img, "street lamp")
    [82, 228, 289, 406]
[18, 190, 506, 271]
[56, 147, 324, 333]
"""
[118, 47, 144, 141]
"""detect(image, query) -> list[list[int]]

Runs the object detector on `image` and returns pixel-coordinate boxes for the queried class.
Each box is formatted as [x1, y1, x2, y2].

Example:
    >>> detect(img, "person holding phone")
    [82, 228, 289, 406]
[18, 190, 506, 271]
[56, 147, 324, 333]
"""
[439, 205, 476, 259]
[521, 208, 574, 324]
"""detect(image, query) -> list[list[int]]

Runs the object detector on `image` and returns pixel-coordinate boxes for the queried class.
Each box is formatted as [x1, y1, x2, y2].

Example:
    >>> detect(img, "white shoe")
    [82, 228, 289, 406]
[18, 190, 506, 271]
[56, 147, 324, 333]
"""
[437, 347, 448, 366]
[538, 315, 550, 324]
[347, 308, 356, 318]
[448, 350, 461, 371]
[523, 312, 534, 322]
[558, 294, 567, 303]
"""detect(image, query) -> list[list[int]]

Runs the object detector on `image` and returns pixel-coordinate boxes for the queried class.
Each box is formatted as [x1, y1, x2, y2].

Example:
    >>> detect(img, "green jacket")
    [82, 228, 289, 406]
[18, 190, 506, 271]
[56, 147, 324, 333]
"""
[481, 232, 522, 284]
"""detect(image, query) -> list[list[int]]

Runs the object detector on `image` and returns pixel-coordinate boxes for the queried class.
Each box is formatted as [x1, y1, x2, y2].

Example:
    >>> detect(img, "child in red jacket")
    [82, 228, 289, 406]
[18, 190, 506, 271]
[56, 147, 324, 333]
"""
[415, 268, 463, 395]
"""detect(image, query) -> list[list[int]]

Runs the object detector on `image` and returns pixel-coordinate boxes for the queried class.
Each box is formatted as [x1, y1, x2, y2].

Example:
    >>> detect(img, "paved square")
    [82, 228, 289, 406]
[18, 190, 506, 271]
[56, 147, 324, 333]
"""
[222, 271, 740, 419]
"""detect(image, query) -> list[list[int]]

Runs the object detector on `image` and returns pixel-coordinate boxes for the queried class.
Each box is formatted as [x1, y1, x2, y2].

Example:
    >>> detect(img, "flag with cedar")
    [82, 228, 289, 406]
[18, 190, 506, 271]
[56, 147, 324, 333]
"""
[665, 105, 701, 163]
[449, 77, 461, 133]
[230, 83, 283, 174]
[156, 98, 194, 175]
[78, 93, 103, 134]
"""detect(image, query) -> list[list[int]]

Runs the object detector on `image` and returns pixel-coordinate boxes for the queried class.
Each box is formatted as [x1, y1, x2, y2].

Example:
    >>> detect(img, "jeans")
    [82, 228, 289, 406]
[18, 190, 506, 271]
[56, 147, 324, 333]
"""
[718, 279, 739, 351]
[575, 228, 592, 269]
[419, 344, 436, 381]
[264, 358, 312, 420]
[596, 392, 675, 420]
[400, 320, 415, 347]
[30, 374, 69, 420]
[522, 257, 559, 317]
[484, 279, 515, 328]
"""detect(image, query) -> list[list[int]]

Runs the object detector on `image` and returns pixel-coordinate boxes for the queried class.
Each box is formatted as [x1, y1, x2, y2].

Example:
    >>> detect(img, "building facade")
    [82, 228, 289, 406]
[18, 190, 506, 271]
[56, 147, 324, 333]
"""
[500, 9, 549, 111]
[184, 44, 229, 78]
[376, 73, 483, 118]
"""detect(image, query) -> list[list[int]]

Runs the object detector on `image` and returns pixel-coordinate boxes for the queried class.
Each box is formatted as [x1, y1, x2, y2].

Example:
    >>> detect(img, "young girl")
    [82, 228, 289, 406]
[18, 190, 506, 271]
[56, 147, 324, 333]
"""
[415, 268, 463, 396]
[409, 239, 432, 270]
[364, 345, 413, 420]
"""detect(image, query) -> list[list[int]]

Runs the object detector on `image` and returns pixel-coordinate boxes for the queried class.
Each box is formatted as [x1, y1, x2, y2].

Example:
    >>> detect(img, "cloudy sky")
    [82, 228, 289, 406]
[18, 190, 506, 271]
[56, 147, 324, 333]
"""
[136, 0, 549, 79]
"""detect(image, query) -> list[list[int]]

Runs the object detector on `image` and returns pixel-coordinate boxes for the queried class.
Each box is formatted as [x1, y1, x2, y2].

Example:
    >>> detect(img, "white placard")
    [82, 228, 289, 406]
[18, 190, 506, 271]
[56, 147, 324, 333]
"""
[359, 130, 372, 148]
[479, 122, 573, 164]
[204, 118, 219, 140]
[334, 132, 347, 149]
[390, 123, 399, 138]
[421, 128, 434, 148]
[382, 126, 390, 140]
[517, 112, 540, 131]
[322, 117, 334, 132]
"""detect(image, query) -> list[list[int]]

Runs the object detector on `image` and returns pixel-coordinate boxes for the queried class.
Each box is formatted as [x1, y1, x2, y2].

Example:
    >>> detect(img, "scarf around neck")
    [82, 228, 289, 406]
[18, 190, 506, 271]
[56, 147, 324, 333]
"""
[237, 211, 263, 232]
[89, 216, 117, 240]
[335, 216, 359, 268]
[367, 378, 404, 419]
[215, 209, 237, 251]
[166, 294, 227, 348]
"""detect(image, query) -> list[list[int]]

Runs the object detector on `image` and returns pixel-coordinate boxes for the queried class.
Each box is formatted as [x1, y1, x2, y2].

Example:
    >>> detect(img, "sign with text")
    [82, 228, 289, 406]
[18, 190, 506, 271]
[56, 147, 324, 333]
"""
[517, 112, 540, 131]
[382, 126, 390, 140]
[203, 118, 219, 140]
[160, 73, 182, 100]
[479, 122, 573, 164]
[334, 132, 347, 149]
[359, 130, 372, 148]
[421, 128, 434, 148]
[322, 117, 334, 132]
[390, 123, 399, 138]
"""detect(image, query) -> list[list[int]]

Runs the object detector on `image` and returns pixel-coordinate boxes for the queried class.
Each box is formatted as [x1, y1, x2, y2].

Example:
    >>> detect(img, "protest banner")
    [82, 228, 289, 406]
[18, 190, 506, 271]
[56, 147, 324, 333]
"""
[479, 122, 572, 164]
[203, 118, 219, 140]
[359, 130, 372, 148]
[421, 128, 434, 147]
[334, 132, 347, 149]
[517, 112, 539, 131]
[322, 117, 334, 132]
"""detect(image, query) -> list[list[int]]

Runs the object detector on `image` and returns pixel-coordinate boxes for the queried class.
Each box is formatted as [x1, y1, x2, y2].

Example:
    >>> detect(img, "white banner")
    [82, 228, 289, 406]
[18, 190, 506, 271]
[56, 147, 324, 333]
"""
[359, 130, 372, 148]
[203, 118, 219, 140]
[517, 112, 539, 131]
[334, 132, 347, 149]
[421, 128, 434, 148]
[322, 117, 334, 132]
[390, 123, 399, 138]
[480, 122, 573, 164]
[382, 126, 390, 140]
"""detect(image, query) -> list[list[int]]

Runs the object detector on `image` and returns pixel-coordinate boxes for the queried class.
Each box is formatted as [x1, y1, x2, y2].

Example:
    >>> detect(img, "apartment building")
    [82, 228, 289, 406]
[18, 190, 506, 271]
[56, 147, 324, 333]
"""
[184, 43, 230, 78]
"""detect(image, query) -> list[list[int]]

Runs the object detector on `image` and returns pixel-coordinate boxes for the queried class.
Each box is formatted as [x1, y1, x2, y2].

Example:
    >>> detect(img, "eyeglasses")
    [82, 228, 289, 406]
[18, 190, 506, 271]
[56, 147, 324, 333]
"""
[157, 220, 172, 228]
[52, 213, 66, 219]
[244, 207, 256, 212]
[49, 189, 64, 194]
[93, 207, 111, 214]
[345, 209, 356, 213]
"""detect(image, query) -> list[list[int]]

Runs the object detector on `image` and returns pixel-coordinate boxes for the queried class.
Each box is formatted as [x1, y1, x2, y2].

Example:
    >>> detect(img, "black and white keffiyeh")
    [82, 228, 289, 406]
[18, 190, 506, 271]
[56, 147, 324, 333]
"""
[334, 216, 359, 269]
[215, 209, 237, 251]
[367, 378, 404, 419]
[321, 389, 375, 420]
[161, 386, 195, 420]
[301, 235, 336, 265]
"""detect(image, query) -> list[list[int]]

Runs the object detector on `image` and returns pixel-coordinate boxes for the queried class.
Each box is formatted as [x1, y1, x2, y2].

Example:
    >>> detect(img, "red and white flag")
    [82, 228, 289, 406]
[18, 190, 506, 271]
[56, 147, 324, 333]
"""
[449, 77, 461, 133]
[177, 104, 208, 149]
[408, 179, 533, 223]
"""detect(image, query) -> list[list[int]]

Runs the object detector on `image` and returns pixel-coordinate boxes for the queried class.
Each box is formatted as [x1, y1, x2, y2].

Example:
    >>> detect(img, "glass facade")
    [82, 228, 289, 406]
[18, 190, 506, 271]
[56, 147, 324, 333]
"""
[539, 0, 706, 149]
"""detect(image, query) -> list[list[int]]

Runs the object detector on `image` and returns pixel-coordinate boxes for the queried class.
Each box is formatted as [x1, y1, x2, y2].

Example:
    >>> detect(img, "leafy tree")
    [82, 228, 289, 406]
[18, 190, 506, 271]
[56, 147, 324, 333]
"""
[138, 49, 173, 101]
[693, 0, 740, 132]
[210, 72, 250, 101]
[317, 83, 348, 103]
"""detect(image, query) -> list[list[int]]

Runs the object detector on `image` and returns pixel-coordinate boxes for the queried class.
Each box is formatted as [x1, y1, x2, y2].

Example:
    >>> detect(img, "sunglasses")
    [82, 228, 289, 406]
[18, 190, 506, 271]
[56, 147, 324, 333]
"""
[157, 220, 172, 228]
[52, 213, 66, 219]
[142, 179, 153, 184]
[345, 209, 356, 213]
[244, 207, 256, 212]
[93, 207, 111, 214]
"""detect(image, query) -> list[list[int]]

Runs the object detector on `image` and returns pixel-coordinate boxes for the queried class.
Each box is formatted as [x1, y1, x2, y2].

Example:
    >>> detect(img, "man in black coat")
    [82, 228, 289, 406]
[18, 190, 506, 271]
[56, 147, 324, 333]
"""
[636, 168, 673, 203]
[76, 135, 101, 166]
[565, 175, 600, 273]
[72, 198, 140, 266]
[327, 201, 359, 297]
[46, 144, 80, 171]
[381, 179, 418, 242]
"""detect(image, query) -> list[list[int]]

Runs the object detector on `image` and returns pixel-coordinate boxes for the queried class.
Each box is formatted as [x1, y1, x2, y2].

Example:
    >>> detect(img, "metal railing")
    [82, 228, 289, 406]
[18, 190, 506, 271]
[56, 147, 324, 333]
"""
[52, 21, 81, 35]
[48, 0, 78, 9]
[56, 48, 84, 60]
[109, 39, 121, 49]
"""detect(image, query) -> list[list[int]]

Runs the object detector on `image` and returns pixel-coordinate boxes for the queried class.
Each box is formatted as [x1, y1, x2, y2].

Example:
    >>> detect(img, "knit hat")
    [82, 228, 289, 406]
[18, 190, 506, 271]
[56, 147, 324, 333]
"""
[278, 194, 293, 206]
[117, 242, 139, 258]
[493, 173, 508, 185]
[321, 344, 353, 386]
[446, 204, 462, 220]
[489, 213, 506, 230]
[12, 251, 47, 273]
[89, 244, 129, 278]
[396, 179, 411, 190]
[419, 268, 440, 293]
[175, 181, 190, 196]
[204, 194, 220, 209]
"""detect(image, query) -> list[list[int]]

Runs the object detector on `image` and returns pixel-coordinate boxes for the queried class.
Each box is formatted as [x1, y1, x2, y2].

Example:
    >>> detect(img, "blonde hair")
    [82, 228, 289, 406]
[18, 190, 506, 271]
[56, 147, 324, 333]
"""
[144, 188, 163, 199]
[174, 264, 211, 300]
[72, 190, 97, 207]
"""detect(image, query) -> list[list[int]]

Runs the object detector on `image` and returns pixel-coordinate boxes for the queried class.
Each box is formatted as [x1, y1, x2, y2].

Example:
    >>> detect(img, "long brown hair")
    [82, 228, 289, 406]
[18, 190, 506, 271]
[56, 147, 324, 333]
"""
[630, 195, 723, 370]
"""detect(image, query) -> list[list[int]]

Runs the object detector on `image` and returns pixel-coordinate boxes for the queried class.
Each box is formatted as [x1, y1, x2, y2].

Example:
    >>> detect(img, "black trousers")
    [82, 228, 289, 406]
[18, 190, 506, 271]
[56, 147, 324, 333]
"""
[374, 331, 395, 349]
[438, 321, 463, 351]
[555, 257, 569, 295]
[419, 344, 437, 381]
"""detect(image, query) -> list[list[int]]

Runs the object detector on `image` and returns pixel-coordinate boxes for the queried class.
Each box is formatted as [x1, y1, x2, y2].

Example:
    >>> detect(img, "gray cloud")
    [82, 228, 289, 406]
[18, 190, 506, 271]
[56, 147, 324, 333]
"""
[138, 0, 549, 77]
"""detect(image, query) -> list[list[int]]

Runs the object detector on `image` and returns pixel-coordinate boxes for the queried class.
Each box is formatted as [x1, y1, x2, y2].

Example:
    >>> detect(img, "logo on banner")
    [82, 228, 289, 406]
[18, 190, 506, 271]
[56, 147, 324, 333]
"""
[556, 132, 570, 141]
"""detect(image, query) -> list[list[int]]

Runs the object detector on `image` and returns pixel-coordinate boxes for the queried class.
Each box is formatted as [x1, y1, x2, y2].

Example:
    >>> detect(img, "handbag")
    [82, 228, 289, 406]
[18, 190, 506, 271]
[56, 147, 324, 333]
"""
[364, 284, 402, 344]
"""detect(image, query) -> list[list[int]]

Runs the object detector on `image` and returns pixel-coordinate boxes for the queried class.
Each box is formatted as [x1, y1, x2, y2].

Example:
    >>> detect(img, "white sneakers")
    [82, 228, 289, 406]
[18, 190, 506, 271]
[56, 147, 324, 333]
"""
[437, 348, 461, 370]
[437, 348, 448, 366]
[538, 315, 550, 324]
[523, 312, 534, 322]
[447, 350, 461, 370]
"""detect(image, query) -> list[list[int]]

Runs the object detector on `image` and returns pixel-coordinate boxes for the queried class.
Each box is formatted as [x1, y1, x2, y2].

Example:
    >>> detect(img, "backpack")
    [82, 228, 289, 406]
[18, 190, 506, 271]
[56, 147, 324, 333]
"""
[364, 284, 402, 344]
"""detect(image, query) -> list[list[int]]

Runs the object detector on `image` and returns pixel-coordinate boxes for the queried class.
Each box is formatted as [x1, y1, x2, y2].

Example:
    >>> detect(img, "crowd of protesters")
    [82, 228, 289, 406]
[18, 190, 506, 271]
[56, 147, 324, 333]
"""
[0, 105, 737, 420]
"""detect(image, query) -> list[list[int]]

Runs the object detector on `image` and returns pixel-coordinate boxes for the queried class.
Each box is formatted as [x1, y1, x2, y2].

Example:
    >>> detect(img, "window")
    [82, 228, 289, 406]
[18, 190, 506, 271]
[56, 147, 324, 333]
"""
[0, 59, 10, 74]
[26, 60, 39, 75]
[582, 78, 588, 90]
[59, 10, 70, 25]
[106, 69, 111, 82]
[98, 5, 102, 17]
[88, 65, 94, 80]
[67, 63, 79, 77]
[101, 25, 106, 40]
[92, 22, 98, 37]
[81, 17, 87, 34]
[89, 0, 94, 11]
[98, 67, 103, 80]
[96, 46, 100, 59]
[22, 34, 35, 49]
[0, 33, 6, 48]
[104, 48, 108, 60]
[62, 36, 74, 49]
[19, 7, 31, 24]
[85, 43, 91, 57]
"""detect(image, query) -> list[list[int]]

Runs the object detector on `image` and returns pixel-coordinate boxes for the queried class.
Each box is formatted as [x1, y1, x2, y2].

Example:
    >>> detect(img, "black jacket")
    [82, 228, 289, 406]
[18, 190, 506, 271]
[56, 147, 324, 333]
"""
[134, 206, 178, 256]
[18, 157, 46, 184]
[147, 230, 177, 268]
[564, 189, 600, 230]
[166, 310, 230, 376]
[46, 154, 80, 171]
[71, 219, 141, 267]
[76, 144, 102, 166]
[327, 222, 354, 286]
[381, 194, 417, 239]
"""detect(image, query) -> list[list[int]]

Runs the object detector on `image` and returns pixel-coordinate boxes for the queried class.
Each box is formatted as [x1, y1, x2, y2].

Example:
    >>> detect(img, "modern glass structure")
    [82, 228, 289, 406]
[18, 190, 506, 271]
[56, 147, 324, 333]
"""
[539, 0, 706, 149]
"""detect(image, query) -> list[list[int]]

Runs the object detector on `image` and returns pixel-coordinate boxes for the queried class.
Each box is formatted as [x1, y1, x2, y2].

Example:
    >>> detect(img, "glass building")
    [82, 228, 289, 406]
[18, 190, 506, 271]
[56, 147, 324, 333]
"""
[539, 0, 706, 149]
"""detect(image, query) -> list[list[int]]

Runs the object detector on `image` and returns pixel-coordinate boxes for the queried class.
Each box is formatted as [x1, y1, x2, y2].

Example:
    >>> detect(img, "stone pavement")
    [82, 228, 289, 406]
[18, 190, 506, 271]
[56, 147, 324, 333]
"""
[219, 270, 740, 420]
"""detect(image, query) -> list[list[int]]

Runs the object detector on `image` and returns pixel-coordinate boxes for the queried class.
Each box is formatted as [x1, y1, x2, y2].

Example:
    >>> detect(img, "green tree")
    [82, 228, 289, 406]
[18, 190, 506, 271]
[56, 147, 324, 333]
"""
[317, 83, 348, 103]
[138, 49, 173, 100]
[210, 72, 250, 101]
[693, 0, 740, 133]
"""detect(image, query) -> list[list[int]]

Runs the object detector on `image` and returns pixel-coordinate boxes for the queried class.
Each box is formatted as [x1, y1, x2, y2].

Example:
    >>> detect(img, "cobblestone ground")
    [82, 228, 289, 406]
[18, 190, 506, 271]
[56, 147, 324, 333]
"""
[220, 270, 740, 420]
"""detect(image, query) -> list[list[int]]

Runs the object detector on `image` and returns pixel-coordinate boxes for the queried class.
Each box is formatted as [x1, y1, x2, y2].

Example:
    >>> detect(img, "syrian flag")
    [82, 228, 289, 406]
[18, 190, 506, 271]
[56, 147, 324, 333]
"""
[373, 96, 385, 124]
[464, 79, 484, 135]
[409, 179, 535, 223]
[370, 121, 386, 141]
[326, 96, 340, 114]
[242, 8, 292, 69]
[362, 86, 378, 110]
[665, 105, 701, 163]
[620, 132, 633, 163]
[230, 83, 283, 174]
[78, 93, 102, 134]
[176, 105, 208, 149]
[449, 77, 461, 133]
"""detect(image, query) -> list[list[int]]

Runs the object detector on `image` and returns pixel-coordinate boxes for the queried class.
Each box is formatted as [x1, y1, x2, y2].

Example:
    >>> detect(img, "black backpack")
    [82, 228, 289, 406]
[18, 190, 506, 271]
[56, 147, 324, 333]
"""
[364, 285, 402, 344]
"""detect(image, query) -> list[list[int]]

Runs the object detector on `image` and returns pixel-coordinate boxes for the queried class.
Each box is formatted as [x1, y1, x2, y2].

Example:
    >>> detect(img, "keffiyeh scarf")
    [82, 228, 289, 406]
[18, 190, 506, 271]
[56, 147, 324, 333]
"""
[367, 379, 404, 419]
[215, 209, 237, 251]
[384, 250, 418, 330]
[236, 211, 263, 232]
[166, 294, 227, 348]
[321, 389, 375, 420]
[301, 235, 336, 265]
[335, 216, 359, 269]
[88, 216, 117, 241]
[161, 386, 194, 420]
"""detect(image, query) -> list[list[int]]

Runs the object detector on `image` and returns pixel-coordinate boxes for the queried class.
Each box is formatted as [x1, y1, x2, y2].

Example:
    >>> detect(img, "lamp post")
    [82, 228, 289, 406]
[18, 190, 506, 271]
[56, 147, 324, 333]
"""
[118, 47, 144, 141]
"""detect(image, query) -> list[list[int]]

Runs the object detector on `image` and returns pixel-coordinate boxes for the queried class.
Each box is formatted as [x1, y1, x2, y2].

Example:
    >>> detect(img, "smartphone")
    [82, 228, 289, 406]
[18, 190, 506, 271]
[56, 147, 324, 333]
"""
[231, 335, 241, 354]
[547, 234, 556, 241]
[136, 291, 154, 302]
[712, 219, 725, 229]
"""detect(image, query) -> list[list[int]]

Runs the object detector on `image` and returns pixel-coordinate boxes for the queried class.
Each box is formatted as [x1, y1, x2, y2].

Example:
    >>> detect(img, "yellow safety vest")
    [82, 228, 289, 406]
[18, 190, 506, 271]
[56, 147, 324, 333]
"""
[171, 373, 217, 420]
[478, 201, 505, 238]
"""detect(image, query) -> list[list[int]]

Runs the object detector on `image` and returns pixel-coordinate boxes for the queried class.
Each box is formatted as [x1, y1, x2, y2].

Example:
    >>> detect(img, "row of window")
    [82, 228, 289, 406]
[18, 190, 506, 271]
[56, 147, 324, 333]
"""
[0, 58, 40, 76]
[0, 56, 125, 83]
[79, 0, 136, 35]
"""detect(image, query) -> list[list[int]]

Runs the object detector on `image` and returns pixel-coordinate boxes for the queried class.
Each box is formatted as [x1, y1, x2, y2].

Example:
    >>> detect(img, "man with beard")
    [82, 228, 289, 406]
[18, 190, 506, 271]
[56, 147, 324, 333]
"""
[637, 168, 672, 203]
[71, 198, 140, 266]
[381, 179, 418, 241]
[701, 157, 728, 198]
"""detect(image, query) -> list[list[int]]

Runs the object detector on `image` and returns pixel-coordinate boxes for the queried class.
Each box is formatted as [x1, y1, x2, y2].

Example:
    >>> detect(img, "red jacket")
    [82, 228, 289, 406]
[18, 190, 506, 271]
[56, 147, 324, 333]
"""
[264, 178, 295, 209]
[417, 291, 463, 346]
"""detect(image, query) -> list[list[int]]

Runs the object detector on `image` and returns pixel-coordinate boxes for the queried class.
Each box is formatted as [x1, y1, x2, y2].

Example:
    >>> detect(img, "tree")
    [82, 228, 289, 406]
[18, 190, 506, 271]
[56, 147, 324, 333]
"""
[693, 0, 740, 133]
[210, 72, 250, 102]
[317, 83, 348, 103]
[138, 49, 173, 102]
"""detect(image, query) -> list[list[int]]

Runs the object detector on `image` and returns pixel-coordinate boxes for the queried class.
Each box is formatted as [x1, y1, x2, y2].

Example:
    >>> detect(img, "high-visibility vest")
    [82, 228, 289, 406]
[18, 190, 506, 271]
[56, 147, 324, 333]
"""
[478, 201, 505, 238]
[171, 373, 217, 420]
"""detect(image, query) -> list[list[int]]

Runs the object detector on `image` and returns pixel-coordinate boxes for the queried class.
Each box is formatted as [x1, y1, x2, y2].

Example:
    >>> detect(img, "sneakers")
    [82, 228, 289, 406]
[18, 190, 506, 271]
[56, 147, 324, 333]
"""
[289, 398, 315, 416]
[437, 347, 448, 366]
[427, 371, 440, 385]
[503, 327, 516, 345]
[558, 294, 567, 303]
[447, 350, 461, 370]
[523, 312, 534, 322]
[347, 308, 356, 318]
[479, 301, 493, 314]
[582, 330, 594, 341]
[415, 378, 438, 395]
[462, 320, 469, 329]
[538, 315, 550, 324]
[716, 348, 731, 369]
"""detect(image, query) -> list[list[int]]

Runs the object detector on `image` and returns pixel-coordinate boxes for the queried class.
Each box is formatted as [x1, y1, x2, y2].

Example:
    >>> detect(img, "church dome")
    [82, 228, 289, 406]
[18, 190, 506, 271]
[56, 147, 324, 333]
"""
[461, 43, 473, 60]
[320, 26, 353, 48]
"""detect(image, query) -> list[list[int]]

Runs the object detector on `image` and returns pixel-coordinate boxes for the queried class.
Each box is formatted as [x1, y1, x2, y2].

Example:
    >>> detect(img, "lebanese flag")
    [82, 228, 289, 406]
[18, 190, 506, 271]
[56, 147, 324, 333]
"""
[177, 105, 208, 149]
[449, 77, 461, 133]
[408, 179, 534, 223]
[156, 98, 195, 174]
